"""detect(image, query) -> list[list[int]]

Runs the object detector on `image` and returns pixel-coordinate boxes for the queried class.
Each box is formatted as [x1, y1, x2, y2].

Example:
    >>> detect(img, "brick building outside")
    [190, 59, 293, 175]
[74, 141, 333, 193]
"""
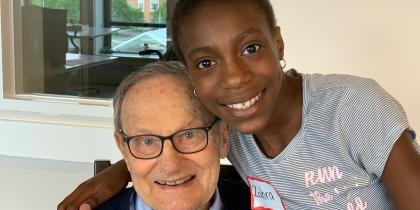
[126, 0, 164, 23]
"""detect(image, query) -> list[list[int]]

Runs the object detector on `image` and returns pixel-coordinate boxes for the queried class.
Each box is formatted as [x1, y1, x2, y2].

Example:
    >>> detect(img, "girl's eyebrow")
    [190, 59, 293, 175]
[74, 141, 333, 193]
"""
[187, 28, 263, 58]
[188, 45, 215, 58]
[236, 28, 263, 40]
[233, 27, 263, 47]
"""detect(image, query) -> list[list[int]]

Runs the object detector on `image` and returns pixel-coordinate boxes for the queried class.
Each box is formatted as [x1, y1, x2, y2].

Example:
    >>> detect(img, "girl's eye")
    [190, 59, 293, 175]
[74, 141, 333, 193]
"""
[242, 44, 261, 56]
[197, 59, 216, 69]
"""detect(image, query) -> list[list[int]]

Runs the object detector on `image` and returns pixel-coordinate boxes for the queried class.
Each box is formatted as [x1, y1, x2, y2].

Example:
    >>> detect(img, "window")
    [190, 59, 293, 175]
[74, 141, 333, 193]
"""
[4, 0, 169, 101]
[150, 0, 159, 12]
[139, 0, 144, 11]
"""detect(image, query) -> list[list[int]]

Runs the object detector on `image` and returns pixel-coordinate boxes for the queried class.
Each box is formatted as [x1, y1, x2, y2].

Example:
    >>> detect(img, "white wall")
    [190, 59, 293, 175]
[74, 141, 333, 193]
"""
[0, 155, 92, 210]
[271, 0, 420, 137]
[0, 120, 120, 162]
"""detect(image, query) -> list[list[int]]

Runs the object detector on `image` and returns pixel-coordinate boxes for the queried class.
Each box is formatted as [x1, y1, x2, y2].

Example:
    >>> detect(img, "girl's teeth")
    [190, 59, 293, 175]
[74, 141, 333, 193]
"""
[227, 92, 261, 110]
[245, 100, 250, 108]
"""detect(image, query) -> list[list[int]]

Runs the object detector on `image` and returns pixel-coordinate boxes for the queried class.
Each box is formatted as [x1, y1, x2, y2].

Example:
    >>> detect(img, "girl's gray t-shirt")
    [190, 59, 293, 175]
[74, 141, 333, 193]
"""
[228, 73, 419, 209]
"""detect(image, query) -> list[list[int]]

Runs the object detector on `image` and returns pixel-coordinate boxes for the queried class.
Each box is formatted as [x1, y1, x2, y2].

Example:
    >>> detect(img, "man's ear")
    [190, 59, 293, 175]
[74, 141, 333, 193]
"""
[217, 121, 230, 159]
[274, 26, 285, 59]
[114, 131, 128, 160]
[114, 131, 131, 173]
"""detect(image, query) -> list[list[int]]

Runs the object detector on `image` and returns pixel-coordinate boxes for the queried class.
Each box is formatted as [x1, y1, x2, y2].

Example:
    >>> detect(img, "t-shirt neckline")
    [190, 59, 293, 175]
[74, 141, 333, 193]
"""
[250, 74, 309, 163]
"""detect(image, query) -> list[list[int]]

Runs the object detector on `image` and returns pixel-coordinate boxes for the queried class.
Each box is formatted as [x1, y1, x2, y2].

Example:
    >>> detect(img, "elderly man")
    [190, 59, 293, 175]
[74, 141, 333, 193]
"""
[94, 61, 249, 210]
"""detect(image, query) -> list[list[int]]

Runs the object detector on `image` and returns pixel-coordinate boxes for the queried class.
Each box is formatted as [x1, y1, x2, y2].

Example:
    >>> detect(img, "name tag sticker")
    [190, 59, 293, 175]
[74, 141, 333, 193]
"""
[247, 176, 286, 210]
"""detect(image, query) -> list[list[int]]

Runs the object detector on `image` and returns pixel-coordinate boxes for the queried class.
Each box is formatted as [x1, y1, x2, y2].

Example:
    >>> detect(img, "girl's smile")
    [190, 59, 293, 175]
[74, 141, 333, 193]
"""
[223, 90, 265, 118]
[224, 90, 263, 110]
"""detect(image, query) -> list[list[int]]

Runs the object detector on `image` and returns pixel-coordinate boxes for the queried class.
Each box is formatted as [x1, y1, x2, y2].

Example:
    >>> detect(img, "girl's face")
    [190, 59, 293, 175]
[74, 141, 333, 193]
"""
[178, 1, 285, 134]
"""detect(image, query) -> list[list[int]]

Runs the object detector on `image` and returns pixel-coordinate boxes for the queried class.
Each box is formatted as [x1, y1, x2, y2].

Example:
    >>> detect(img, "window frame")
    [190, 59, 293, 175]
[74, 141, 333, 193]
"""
[0, 0, 170, 122]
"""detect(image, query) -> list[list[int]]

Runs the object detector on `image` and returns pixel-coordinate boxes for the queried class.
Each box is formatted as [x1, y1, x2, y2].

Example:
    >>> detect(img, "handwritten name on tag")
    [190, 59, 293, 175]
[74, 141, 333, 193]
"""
[247, 176, 286, 210]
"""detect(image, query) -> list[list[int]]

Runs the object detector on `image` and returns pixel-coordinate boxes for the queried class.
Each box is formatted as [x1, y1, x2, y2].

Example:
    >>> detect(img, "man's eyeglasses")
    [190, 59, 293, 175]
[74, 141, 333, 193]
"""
[119, 118, 220, 159]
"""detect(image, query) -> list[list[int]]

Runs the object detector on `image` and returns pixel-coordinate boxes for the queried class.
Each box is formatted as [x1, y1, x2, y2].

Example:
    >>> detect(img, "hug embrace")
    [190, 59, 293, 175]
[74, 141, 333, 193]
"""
[58, 0, 420, 209]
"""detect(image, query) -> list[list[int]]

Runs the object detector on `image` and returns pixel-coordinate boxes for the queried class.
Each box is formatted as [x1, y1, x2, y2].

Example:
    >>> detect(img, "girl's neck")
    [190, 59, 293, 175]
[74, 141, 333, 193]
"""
[255, 73, 303, 158]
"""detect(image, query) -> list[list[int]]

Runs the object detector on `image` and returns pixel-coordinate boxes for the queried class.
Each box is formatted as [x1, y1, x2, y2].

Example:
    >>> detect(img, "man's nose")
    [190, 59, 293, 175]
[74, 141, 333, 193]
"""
[157, 140, 185, 174]
[220, 57, 252, 89]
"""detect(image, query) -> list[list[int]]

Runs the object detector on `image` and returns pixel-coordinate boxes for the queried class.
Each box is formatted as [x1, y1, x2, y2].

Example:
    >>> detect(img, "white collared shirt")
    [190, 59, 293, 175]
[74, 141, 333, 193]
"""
[134, 187, 223, 210]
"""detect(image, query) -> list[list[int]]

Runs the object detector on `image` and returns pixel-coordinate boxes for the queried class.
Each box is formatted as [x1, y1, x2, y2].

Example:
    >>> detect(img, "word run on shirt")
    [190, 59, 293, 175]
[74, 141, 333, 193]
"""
[304, 165, 367, 210]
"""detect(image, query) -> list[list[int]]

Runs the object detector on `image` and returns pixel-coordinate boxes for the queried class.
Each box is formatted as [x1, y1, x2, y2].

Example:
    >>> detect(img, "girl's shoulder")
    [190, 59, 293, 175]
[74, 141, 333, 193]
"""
[302, 73, 390, 107]
[303, 73, 379, 93]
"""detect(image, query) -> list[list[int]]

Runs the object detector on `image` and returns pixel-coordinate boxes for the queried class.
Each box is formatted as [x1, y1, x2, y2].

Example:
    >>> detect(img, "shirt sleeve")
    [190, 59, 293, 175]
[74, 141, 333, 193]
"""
[340, 78, 414, 178]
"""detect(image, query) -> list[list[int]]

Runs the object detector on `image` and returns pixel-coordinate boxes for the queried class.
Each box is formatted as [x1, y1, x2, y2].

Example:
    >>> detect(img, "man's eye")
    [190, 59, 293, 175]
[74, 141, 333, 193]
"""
[242, 44, 261, 55]
[184, 130, 196, 139]
[139, 138, 157, 146]
[197, 59, 216, 69]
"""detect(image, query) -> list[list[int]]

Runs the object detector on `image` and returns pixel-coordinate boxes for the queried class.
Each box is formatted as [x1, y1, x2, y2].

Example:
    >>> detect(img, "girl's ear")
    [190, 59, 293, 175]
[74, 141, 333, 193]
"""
[218, 121, 230, 159]
[274, 26, 285, 59]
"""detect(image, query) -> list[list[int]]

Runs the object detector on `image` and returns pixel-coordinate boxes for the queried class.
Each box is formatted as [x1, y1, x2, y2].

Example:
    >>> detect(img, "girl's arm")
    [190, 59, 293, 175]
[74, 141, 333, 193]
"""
[57, 160, 130, 210]
[381, 130, 420, 209]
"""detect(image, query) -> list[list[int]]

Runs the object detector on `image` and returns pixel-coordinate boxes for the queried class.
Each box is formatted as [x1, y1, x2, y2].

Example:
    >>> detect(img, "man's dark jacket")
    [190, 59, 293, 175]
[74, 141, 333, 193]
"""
[96, 178, 251, 210]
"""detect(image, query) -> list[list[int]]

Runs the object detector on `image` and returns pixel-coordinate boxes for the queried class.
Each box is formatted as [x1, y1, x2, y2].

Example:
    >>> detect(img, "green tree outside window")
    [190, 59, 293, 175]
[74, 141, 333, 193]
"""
[152, 0, 167, 24]
[112, 0, 144, 22]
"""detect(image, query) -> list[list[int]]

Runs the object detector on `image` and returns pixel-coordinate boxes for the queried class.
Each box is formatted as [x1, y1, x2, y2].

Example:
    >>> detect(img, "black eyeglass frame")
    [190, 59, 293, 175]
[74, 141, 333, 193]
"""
[119, 117, 220, 159]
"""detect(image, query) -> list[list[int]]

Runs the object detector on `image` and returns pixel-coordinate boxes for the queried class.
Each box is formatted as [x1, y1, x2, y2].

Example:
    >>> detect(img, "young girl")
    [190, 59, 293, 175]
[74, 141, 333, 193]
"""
[59, 0, 420, 209]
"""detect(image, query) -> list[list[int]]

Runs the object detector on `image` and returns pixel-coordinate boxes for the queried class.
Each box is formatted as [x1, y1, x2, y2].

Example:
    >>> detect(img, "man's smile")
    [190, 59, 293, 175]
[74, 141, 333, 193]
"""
[155, 175, 196, 186]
